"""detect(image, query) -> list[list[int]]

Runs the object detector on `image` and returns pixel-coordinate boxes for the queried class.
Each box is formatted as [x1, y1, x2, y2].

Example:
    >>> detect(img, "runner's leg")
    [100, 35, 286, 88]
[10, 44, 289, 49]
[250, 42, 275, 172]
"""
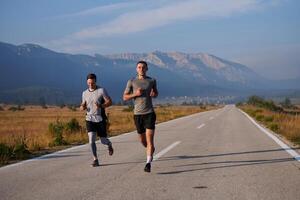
[100, 137, 111, 145]
[88, 131, 97, 160]
[138, 133, 147, 148]
[98, 121, 113, 155]
[146, 129, 155, 163]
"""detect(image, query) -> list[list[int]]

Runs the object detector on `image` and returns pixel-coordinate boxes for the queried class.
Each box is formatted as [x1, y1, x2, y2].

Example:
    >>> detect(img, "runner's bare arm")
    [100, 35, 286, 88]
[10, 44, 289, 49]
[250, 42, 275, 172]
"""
[150, 88, 158, 98]
[80, 101, 87, 111]
[150, 82, 158, 98]
[95, 96, 112, 109]
[123, 88, 142, 101]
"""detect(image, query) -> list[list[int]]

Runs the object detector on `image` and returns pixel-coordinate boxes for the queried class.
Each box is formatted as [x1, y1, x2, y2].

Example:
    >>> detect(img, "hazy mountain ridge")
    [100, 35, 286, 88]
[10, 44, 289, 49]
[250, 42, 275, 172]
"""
[107, 51, 267, 87]
[0, 41, 299, 104]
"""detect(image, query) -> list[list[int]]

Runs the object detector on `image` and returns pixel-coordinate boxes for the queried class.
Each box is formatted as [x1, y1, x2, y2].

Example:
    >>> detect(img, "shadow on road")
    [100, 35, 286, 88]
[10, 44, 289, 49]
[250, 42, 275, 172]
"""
[158, 148, 299, 161]
[100, 160, 145, 167]
[155, 148, 299, 175]
[37, 154, 83, 159]
[156, 157, 294, 175]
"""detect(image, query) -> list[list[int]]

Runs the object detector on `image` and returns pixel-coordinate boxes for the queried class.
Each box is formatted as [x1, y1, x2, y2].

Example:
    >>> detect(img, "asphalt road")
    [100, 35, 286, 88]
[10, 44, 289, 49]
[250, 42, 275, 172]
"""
[1, 105, 299, 200]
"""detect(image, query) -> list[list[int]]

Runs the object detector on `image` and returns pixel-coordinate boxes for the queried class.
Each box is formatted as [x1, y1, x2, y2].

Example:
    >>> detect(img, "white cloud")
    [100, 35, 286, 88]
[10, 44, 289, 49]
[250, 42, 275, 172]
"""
[71, 0, 259, 39]
[54, 2, 138, 19]
[49, 0, 279, 47]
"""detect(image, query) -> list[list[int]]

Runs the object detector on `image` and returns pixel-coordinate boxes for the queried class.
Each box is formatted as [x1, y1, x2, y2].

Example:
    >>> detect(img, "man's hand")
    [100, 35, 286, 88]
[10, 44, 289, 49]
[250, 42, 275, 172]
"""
[123, 88, 143, 101]
[95, 102, 102, 109]
[150, 89, 158, 97]
[80, 102, 87, 111]
[135, 88, 143, 97]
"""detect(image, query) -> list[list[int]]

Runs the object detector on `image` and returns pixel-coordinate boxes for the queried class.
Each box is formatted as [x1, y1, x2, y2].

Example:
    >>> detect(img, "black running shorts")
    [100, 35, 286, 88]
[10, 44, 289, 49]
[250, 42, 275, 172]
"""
[134, 112, 156, 134]
[86, 120, 107, 137]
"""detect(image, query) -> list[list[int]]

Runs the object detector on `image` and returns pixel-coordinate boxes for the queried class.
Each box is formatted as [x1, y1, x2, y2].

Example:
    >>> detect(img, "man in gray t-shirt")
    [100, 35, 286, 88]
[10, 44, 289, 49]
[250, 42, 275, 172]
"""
[124, 76, 156, 115]
[80, 73, 114, 167]
[82, 86, 108, 122]
[123, 61, 158, 173]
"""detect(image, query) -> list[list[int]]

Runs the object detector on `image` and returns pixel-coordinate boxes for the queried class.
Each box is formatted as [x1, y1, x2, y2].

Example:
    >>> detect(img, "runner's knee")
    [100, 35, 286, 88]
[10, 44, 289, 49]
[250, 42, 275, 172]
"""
[100, 137, 111, 145]
[88, 132, 96, 143]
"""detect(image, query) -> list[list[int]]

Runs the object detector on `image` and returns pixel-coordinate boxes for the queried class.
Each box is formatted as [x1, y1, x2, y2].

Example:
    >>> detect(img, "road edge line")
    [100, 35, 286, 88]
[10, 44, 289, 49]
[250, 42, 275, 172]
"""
[239, 109, 300, 162]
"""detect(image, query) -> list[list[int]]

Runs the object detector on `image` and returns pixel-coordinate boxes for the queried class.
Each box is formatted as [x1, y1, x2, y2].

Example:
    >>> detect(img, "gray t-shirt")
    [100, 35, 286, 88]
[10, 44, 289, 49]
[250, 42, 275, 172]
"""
[82, 86, 109, 122]
[124, 76, 157, 115]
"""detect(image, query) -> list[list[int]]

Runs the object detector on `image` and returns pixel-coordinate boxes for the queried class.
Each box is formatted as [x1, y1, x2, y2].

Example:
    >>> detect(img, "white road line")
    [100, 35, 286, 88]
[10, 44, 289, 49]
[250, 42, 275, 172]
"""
[153, 141, 181, 161]
[197, 124, 205, 129]
[240, 109, 300, 162]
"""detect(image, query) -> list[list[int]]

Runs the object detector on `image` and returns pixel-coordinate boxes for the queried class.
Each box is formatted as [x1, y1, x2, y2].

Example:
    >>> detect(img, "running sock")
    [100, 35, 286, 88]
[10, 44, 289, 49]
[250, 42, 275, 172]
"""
[147, 156, 153, 164]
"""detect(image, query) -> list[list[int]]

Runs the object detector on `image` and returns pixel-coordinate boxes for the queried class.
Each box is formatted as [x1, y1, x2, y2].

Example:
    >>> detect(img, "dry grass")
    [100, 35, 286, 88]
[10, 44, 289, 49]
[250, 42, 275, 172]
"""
[0, 105, 86, 150]
[0, 104, 219, 164]
[240, 105, 300, 146]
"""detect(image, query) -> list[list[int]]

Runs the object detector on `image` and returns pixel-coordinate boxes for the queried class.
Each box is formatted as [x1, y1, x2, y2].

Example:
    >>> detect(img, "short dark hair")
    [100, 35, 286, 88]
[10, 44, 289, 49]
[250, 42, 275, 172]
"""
[137, 60, 148, 68]
[87, 73, 97, 81]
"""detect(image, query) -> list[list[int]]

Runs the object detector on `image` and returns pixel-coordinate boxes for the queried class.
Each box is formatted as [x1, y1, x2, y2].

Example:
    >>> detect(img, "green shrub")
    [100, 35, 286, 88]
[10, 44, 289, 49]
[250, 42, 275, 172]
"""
[263, 100, 283, 112]
[245, 109, 256, 117]
[8, 105, 25, 112]
[9, 107, 17, 111]
[12, 135, 30, 159]
[268, 123, 279, 132]
[199, 105, 206, 109]
[0, 143, 13, 165]
[13, 143, 30, 159]
[291, 137, 300, 146]
[236, 102, 243, 107]
[255, 115, 264, 121]
[264, 116, 274, 123]
[48, 120, 67, 146]
[0, 143, 12, 156]
[248, 96, 264, 106]
[247, 96, 283, 112]
[65, 118, 81, 133]
[8, 105, 25, 111]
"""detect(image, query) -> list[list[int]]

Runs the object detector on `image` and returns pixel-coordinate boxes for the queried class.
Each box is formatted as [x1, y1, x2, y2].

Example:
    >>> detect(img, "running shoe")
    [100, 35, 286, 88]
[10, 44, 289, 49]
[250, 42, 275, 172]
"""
[108, 144, 114, 156]
[91, 159, 100, 167]
[144, 163, 151, 172]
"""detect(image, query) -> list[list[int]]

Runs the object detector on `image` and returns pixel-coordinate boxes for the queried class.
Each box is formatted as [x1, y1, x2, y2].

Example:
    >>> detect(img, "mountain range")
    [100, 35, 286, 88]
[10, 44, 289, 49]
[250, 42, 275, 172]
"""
[0, 41, 299, 105]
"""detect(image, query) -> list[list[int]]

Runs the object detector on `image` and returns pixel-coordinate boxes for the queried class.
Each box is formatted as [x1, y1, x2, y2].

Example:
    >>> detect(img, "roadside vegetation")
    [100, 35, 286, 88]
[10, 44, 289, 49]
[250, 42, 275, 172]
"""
[0, 104, 219, 166]
[237, 96, 300, 146]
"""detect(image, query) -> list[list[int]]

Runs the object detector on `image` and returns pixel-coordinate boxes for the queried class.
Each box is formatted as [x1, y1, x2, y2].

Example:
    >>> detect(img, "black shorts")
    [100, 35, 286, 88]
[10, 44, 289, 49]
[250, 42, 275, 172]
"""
[86, 120, 107, 137]
[134, 112, 156, 134]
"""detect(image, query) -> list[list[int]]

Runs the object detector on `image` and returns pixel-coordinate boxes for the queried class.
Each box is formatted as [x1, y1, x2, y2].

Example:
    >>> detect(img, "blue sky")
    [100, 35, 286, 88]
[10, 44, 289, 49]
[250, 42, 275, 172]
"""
[0, 0, 299, 80]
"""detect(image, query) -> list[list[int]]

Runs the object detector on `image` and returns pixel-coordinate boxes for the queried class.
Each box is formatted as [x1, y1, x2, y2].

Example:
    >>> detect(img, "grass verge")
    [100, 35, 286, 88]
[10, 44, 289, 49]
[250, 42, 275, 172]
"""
[239, 105, 300, 147]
